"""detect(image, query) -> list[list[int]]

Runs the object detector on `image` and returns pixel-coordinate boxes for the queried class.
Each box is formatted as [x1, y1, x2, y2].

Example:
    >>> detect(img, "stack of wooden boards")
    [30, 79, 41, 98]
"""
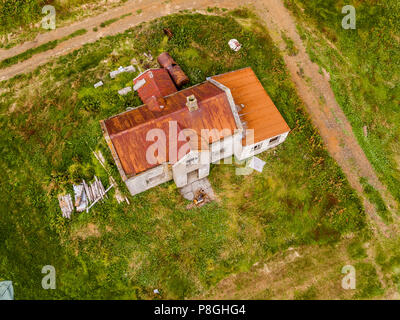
[58, 176, 113, 218]
[58, 194, 74, 219]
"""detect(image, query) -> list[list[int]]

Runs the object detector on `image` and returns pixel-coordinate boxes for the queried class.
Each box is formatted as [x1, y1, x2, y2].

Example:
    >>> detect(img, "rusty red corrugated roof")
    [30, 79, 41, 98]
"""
[102, 81, 237, 177]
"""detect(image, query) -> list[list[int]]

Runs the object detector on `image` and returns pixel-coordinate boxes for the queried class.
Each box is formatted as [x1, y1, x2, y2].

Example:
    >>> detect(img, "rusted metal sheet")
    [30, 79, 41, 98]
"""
[166, 65, 189, 88]
[157, 52, 189, 88]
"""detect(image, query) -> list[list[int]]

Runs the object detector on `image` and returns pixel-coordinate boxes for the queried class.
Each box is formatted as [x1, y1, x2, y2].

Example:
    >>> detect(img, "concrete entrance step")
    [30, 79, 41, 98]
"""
[179, 177, 215, 202]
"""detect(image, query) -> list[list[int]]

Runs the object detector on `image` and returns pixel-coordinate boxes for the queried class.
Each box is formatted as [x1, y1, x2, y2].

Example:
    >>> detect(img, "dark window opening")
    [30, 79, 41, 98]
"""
[146, 172, 165, 185]
[252, 144, 262, 151]
[269, 136, 280, 145]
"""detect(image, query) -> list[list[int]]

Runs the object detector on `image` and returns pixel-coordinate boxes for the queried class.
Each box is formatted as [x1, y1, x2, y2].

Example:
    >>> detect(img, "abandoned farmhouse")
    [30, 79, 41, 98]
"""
[100, 53, 290, 197]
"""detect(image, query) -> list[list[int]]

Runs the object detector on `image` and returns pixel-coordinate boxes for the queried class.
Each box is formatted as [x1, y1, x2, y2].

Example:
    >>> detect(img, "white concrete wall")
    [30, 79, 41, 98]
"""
[210, 133, 241, 163]
[125, 163, 172, 196]
[235, 131, 289, 161]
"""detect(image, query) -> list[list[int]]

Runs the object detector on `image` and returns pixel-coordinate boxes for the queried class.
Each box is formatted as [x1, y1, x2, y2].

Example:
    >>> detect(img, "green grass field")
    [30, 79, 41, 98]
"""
[285, 0, 400, 206]
[282, 0, 400, 299]
[0, 28, 87, 69]
[0, 10, 369, 299]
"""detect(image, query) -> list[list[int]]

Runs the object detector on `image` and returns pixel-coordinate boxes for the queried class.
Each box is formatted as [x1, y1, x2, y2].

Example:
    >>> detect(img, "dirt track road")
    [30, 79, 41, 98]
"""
[1, 0, 397, 234]
[252, 0, 398, 235]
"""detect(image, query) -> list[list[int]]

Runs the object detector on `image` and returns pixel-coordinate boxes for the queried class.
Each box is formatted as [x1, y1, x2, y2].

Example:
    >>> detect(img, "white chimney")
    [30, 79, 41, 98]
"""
[186, 95, 198, 112]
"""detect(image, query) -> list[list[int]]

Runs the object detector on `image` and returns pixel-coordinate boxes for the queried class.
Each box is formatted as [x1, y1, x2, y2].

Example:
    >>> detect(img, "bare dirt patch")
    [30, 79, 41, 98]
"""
[196, 242, 355, 300]
[71, 223, 101, 240]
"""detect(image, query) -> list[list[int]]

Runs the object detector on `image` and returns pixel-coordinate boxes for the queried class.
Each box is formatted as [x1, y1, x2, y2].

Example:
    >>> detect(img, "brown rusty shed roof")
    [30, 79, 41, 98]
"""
[211, 67, 290, 145]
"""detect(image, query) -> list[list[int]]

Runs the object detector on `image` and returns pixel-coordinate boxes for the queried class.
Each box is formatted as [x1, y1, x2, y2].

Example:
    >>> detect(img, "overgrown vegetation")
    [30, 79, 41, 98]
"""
[353, 262, 385, 299]
[281, 31, 298, 56]
[360, 177, 391, 223]
[376, 238, 400, 295]
[283, 0, 400, 299]
[99, 12, 131, 28]
[285, 0, 400, 205]
[0, 11, 367, 299]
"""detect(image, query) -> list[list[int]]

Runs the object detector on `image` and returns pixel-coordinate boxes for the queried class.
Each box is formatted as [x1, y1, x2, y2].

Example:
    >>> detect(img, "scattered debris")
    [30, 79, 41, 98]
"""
[153, 289, 160, 295]
[110, 65, 136, 79]
[193, 189, 206, 206]
[248, 156, 266, 173]
[93, 149, 129, 205]
[93, 150, 107, 170]
[228, 39, 242, 51]
[109, 176, 130, 204]
[110, 66, 124, 79]
[363, 125, 368, 138]
[58, 175, 116, 217]
[118, 86, 132, 95]
[94, 81, 103, 88]
[262, 264, 271, 274]
[180, 177, 215, 209]
[86, 177, 114, 212]
[133, 78, 146, 91]
[131, 58, 142, 73]
[58, 194, 74, 219]
[124, 65, 136, 73]
[83, 180, 93, 203]
[73, 183, 88, 212]
[74, 176, 106, 213]
[287, 248, 301, 261]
